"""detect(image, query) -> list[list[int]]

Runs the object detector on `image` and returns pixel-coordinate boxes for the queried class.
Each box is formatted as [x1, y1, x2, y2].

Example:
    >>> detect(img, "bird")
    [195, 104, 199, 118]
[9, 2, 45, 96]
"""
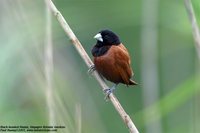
[90, 29, 137, 98]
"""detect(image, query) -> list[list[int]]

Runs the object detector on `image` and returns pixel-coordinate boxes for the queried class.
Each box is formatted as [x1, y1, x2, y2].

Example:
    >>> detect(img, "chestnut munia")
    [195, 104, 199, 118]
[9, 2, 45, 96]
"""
[91, 29, 137, 96]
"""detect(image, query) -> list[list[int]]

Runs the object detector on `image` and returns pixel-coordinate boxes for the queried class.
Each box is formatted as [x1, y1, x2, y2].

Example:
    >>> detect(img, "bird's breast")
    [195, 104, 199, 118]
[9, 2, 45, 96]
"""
[93, 44, 131, 84]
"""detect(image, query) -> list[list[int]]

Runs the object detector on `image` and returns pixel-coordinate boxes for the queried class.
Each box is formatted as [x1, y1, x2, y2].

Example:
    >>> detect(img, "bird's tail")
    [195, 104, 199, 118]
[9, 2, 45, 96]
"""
[129, 79, 138, 85]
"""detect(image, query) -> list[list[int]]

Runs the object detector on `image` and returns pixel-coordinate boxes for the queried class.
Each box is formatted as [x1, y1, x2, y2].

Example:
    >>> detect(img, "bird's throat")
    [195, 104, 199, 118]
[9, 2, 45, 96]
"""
[92, 45, 111, 57]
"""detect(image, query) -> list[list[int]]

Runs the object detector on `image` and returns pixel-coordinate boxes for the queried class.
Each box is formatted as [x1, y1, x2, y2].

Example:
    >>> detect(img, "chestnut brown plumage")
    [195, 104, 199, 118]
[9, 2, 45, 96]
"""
[91, 30, 137, 88]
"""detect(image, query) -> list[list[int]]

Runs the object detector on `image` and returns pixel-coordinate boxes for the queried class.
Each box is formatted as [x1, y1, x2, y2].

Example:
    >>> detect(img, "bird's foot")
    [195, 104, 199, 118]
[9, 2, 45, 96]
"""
[87, 65, 95, 75]
[103, 85, 116, 101]
[104, 88, 112, 101]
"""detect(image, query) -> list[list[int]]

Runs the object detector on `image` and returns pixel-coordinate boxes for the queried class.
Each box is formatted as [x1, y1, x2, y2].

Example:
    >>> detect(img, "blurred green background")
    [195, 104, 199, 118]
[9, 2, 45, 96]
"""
[0, 0, 200, 133]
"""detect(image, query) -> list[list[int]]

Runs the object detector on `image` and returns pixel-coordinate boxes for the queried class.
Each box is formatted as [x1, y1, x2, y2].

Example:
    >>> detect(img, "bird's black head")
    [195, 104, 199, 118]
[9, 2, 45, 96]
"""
[94, 30, 121, 46]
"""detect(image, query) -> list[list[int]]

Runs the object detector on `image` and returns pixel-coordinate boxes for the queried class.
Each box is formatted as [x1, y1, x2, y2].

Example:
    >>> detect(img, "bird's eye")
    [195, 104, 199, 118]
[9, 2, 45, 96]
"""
[104, 35, 110, 40]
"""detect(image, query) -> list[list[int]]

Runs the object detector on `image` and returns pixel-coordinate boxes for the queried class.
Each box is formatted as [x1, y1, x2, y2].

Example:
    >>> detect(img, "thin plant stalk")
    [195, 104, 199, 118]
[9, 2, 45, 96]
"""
[45, 0, 55, 126]
[141, 0, 162, 132]
[184, 0, 200, 59]
[75, 104, 82, 133]
[184, 0, 200, 132]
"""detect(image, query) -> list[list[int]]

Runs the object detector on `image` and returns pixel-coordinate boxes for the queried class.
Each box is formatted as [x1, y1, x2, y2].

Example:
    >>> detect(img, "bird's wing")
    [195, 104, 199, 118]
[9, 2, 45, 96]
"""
[113, 44, 133, 84]
[118, 44, 135, 76]
[116, 61, 132, 84]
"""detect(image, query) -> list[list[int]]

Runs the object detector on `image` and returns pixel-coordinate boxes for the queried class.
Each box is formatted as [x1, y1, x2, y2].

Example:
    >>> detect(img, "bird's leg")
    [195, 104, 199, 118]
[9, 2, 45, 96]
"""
[87, 64, 95, 75]
[104, 84, 118, 100]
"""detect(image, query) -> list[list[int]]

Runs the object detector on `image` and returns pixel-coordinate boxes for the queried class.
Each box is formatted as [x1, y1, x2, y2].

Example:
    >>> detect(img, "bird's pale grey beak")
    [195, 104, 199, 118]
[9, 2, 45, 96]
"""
[94, 33, 103, 42]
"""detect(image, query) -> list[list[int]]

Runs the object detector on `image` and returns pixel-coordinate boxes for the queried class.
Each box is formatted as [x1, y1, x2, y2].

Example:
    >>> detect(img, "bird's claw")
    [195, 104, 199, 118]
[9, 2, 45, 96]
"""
[88, 65, 95, 75]
[103, 88, 113, 101]
[103, 84, 117, 101]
